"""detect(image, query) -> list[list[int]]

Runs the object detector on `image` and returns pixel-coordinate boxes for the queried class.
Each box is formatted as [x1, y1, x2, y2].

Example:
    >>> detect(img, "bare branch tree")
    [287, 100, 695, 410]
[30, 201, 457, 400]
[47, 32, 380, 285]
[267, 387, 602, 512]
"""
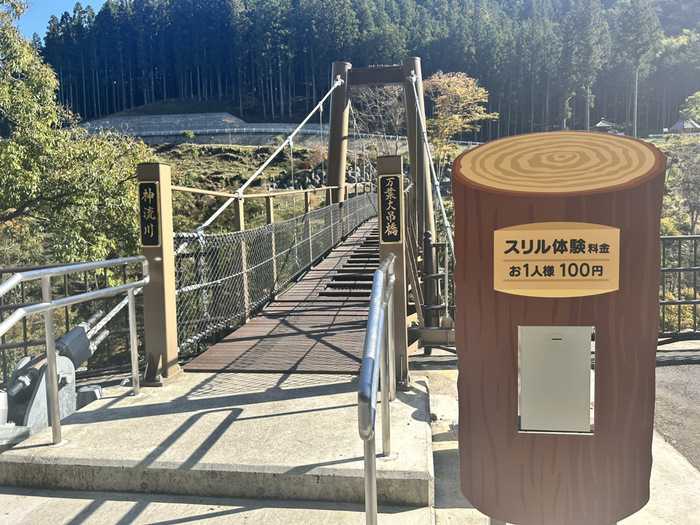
[351, 86, 406, 156]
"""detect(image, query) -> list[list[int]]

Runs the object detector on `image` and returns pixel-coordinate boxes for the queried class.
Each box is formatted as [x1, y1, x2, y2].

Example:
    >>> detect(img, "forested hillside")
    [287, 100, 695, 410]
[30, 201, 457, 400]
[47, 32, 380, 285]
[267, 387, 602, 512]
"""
[33, 0, 700, 139]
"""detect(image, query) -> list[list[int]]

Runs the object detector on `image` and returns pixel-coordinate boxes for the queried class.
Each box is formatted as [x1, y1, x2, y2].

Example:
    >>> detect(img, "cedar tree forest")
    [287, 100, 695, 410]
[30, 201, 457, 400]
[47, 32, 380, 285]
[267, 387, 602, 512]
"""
[35, 0, 700, 139]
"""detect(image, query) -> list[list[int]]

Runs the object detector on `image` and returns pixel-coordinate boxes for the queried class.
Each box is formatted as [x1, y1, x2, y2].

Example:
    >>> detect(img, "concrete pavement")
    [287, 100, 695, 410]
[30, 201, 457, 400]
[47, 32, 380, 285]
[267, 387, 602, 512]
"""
[420, 358, 700, 525]
[0, 345, 699, 524]
[0, 371, 434, 523]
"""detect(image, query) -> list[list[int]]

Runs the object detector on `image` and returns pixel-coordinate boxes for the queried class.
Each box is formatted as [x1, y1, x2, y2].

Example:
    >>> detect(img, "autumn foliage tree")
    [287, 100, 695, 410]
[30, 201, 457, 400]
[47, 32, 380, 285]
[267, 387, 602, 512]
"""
[424, 71, 498, 175]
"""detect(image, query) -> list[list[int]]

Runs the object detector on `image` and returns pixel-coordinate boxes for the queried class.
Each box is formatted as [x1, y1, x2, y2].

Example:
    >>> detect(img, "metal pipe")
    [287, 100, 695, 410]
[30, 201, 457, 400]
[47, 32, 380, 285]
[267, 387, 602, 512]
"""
[364, 435, 378, 525]
[0, 256, 147, 297]
[358, 254, 396, 525]
[358, 274, 384, 440]
[386, 273, 396, 402]
[128, 288, 140, 396]
[0, 279, 149, 339]
[379, 302, 390, 456]
[42, 275, 62, 445]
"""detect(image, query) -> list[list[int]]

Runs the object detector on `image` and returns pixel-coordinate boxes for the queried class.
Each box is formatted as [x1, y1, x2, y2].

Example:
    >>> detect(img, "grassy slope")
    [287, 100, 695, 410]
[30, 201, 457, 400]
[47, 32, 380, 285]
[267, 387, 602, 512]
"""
[152, 142, 326, 232]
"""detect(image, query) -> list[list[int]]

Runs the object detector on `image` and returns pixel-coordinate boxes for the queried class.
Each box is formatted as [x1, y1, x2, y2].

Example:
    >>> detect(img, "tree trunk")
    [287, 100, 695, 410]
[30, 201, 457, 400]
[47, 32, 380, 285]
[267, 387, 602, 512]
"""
[81, 54, 87, 118]
[59, 65, 65, 106]
[279, 62, 284, 119]
[151, 68, 156, 103]
[128, 58, 134, 109]
[92, 64, 99, 118]
[103, 57, 109, 113]
[530, 75, 535, 133]
[584, 83, 591, 131]
[452, 131, 667, 525]
[120, 56, 126, 111]
[544, 73, 550, 132]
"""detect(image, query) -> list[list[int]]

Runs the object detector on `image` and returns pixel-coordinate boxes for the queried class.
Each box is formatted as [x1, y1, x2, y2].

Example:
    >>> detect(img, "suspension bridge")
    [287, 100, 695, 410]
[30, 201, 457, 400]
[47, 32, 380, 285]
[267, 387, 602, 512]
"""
[0, 57, 457, 524]
[1, 57, 700, 524]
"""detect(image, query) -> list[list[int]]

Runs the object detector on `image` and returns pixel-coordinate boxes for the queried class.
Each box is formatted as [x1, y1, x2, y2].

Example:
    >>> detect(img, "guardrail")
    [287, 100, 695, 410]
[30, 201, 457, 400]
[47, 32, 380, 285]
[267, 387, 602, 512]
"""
[358, 253, 397, 525]
[0, 256, 149, 444]
[1, 262, 147, 383]
[660, 235, 700, 338]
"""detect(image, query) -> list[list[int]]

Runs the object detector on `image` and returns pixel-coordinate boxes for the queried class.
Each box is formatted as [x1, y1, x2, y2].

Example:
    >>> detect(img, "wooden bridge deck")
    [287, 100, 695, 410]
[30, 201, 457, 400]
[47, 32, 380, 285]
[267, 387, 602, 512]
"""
[183, 220, 379, 374]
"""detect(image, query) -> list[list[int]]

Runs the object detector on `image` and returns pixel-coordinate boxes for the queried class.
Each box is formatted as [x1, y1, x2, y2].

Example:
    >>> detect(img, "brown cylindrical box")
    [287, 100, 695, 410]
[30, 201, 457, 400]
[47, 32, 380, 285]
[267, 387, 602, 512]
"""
[452, 131, 667, 525]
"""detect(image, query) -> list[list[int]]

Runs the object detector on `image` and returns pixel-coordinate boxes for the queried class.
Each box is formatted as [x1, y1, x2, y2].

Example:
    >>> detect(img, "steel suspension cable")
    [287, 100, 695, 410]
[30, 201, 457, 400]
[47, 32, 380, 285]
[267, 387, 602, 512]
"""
[320, 104, 326, 185]
[290, 138, 297, 215]
[194, 77, 344, 234]
[349, 103, 378, 182]
[407, 74, 456, 266]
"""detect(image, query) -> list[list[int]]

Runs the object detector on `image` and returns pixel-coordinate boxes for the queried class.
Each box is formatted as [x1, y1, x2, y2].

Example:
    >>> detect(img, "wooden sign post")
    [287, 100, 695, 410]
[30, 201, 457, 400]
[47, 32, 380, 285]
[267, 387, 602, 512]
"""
[377, 156, 409, 386]
[451, 131, 666, 525]
[138, 163, 182, 386]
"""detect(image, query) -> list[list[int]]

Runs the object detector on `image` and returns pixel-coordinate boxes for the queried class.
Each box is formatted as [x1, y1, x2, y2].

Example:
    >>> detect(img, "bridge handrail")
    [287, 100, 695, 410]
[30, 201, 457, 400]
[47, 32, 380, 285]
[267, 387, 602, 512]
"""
[358, 253, 396, 525]
[0, 256, 149, 444]
[171, 183, 373, 201]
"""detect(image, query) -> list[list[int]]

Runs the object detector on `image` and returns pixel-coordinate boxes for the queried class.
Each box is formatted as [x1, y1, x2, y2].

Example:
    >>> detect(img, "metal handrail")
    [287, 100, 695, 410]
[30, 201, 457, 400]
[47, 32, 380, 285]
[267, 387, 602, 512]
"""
[358, 253, 397, 525]
[0, 256, 149, 445]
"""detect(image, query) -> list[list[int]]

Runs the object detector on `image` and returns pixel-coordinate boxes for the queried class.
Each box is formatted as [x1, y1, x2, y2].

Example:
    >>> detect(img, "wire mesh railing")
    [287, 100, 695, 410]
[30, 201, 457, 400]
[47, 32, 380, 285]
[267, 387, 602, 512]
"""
[174, 192, 378, 353]
[660, 235, 700, 338]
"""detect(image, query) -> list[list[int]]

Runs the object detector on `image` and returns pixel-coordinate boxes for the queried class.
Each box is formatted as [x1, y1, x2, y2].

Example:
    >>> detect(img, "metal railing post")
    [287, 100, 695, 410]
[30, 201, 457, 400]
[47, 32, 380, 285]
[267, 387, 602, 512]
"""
[423, 230, 437, 328]
[364, 434, 378, 525]
[386, 271, 396, 402]
[234, 197, 251, 321]
[41, 275, 62, 445]
[379, 301, 390, 457]
[266, 195, 278, 293]
[128, 288, 141, 396]
[305, 191, 313, 264]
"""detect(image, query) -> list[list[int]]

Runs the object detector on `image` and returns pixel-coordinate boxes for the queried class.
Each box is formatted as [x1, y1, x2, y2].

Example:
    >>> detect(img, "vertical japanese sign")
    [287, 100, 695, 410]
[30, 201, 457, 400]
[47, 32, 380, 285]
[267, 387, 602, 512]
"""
[493, 222, 620, 297]
[139, 182, 161, 247]
[379, 174, 403, 244]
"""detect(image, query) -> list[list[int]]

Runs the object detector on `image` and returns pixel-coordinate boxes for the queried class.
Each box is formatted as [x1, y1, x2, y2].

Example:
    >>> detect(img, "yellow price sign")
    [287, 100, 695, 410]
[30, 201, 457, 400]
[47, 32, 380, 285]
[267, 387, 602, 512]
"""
[493, 222, 620, 298]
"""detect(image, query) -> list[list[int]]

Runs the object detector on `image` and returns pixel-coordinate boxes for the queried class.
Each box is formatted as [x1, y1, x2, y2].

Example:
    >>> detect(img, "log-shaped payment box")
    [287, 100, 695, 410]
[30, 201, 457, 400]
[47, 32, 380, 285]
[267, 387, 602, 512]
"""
[451, 131, 666, 525]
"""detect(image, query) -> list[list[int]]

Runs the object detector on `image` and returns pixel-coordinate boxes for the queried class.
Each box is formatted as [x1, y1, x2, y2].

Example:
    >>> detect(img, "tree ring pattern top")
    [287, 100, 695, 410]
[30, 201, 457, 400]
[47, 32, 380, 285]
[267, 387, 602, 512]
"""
[453, 131, 666, 196]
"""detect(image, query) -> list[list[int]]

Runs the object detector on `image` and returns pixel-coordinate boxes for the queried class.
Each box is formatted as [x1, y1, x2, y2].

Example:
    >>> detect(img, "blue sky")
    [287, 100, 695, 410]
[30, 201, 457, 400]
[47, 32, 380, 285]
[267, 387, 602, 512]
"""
[18, 1, 106, 39]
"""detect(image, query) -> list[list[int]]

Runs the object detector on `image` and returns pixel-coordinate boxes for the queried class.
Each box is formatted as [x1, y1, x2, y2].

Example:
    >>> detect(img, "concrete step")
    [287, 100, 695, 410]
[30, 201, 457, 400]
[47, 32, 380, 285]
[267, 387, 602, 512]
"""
[0, 372, 433, 508]
[0, 487, 434, 525]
